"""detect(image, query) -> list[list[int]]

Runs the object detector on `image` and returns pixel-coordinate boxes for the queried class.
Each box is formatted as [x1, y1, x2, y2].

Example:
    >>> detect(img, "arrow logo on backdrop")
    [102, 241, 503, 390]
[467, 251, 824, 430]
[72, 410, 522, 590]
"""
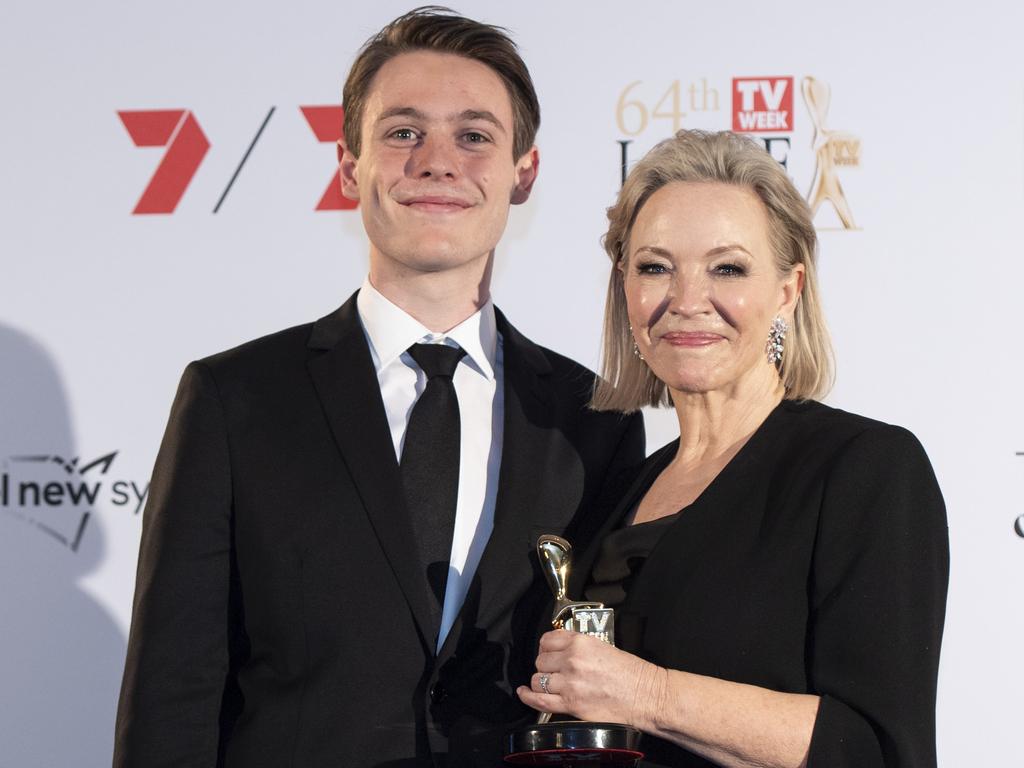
[117, 109, 210, 214]
[300, 105, 359, 211]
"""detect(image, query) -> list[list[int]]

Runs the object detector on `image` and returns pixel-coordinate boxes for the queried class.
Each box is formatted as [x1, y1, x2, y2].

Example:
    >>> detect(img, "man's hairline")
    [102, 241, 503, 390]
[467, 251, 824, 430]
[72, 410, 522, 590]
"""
[348, 49, 533, 160]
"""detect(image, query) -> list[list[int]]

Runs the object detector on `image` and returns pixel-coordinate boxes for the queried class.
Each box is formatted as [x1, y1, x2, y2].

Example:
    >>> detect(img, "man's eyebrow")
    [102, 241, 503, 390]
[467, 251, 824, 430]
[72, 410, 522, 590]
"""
[459, 110, 506, 133]
[375, 107, 507, 134]
[377, 107, 427, 123]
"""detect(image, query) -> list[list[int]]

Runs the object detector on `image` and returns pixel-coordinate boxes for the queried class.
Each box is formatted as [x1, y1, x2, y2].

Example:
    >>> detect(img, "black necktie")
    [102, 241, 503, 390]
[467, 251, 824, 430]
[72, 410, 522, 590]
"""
[400, 343, 466, 638]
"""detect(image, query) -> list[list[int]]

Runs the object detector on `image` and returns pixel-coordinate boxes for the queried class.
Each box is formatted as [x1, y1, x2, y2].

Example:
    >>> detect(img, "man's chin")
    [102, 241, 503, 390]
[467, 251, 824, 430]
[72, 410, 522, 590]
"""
[368, 232, 496, 278]
[409, 253, 485, 275]
[398, 243, 492, 275]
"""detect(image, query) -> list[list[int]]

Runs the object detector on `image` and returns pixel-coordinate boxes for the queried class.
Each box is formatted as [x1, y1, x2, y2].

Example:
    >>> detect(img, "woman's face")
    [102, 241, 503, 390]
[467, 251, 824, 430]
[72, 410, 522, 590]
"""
[622, 181, 803, 398]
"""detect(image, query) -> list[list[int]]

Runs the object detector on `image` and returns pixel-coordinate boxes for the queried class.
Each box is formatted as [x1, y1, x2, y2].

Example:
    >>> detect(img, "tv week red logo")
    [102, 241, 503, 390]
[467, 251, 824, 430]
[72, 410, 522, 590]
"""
[732, 77, 793, 132]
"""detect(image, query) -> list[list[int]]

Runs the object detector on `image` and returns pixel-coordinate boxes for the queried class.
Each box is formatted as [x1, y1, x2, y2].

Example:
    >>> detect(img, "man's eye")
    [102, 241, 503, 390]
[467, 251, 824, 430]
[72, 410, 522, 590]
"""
[389, 128, 417, 141]
[463, 131, 490, 144]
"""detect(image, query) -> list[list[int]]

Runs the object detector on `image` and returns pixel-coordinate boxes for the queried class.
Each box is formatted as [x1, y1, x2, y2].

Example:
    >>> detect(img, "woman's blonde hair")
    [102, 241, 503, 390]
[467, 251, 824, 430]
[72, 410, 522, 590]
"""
[592, 130, 833, 412]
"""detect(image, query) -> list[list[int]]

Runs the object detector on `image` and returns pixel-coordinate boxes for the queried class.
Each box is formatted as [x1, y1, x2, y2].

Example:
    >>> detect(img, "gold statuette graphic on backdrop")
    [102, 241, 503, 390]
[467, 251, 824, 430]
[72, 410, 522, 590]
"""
[504, 535, 642, 766]
[803, 76, 861, 230]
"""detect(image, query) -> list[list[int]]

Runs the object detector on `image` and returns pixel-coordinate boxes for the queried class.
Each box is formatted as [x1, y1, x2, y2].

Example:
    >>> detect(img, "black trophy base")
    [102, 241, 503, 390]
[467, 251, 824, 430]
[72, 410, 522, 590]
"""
[505, 721, 643, 765]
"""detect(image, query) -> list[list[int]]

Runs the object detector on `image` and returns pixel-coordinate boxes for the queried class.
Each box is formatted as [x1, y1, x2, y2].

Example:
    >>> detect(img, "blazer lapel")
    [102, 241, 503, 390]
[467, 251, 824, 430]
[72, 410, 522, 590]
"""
[306, 293, 435, 645]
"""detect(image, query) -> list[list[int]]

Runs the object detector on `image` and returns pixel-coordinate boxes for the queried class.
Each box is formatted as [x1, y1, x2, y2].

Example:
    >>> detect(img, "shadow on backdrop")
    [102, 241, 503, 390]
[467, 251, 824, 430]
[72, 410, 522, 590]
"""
[0, 323, 127, 768]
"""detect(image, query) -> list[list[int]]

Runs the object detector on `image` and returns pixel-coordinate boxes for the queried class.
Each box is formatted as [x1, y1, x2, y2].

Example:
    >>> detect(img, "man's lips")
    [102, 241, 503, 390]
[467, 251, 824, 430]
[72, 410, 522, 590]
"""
[399, 195, 473, 212]
[659, 331, 724, 347]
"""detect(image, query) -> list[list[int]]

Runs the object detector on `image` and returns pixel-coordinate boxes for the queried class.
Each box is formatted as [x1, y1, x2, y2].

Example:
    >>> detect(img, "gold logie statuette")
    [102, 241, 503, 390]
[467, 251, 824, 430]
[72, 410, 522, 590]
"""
[537, 534, 616, 645]
[504, 536, 642, 765]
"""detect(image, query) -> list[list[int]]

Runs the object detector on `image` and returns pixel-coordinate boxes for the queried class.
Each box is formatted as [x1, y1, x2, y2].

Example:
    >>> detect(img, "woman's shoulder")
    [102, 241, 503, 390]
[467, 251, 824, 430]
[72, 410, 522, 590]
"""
[638, 399, 933, 486]
[769, 399, 934, 484]
[776, 399, 923, 450]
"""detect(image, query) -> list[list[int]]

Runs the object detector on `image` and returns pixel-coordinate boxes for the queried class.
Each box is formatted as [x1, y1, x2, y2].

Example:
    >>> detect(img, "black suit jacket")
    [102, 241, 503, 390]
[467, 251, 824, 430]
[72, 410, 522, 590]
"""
[570, 400, 947, 768]
[114, 294, 644, 768]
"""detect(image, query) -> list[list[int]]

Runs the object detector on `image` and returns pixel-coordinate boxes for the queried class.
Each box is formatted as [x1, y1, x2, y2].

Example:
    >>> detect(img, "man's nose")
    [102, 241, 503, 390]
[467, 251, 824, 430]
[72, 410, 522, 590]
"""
[411, 135, 458, 179]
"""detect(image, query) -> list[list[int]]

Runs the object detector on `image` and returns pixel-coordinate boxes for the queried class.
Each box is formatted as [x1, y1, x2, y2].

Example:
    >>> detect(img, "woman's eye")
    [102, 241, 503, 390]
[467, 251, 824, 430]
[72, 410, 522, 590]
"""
[636, 262, 668, 275]
[714, 263, 746, 276]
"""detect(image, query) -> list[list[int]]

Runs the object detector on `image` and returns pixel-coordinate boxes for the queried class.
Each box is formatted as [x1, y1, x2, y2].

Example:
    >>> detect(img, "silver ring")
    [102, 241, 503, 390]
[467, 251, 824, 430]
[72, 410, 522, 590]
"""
[539, 673, 551, 695]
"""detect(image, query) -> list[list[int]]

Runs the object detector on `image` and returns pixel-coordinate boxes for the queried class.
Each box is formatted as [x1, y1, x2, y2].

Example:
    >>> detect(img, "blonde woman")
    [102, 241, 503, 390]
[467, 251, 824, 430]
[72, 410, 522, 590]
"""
[518, 131, 947, 768]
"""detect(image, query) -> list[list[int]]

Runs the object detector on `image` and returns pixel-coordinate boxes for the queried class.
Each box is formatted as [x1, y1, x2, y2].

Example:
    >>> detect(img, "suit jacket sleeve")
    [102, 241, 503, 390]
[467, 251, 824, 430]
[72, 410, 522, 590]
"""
[806, 425, 949, 767]
[114, 361, 235, 767]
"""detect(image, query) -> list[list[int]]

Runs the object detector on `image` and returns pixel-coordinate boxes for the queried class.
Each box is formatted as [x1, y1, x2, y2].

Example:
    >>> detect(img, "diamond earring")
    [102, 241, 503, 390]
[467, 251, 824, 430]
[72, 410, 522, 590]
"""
[629, 326, 644, 361]
[766, 316, 788, 367]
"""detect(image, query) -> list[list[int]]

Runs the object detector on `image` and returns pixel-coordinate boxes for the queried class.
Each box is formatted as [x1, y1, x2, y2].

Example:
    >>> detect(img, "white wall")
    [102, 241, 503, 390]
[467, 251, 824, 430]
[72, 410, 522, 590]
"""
[2, 1, 1021, 764]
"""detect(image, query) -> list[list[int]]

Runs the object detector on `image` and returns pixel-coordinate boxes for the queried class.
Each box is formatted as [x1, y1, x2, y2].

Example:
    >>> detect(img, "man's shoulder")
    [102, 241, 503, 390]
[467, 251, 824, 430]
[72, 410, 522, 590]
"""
[531, 341, 599, 394]
[195, 297, 359, 378]
[198, 321, 317, 375]
[495, 314, 644, 449]
[494, 309, 595, 377]
[496, 311, 597, 398]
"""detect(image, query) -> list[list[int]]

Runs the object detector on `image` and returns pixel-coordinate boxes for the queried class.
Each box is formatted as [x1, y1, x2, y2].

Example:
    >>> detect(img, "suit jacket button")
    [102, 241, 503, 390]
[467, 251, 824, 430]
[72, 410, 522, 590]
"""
[430, 681, 447, 703]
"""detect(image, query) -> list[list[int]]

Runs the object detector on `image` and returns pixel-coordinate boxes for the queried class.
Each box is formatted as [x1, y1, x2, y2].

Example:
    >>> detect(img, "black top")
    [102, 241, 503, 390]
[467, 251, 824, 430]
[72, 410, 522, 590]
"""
[585, 511, 679, 608]
[572, 400, 949, 768]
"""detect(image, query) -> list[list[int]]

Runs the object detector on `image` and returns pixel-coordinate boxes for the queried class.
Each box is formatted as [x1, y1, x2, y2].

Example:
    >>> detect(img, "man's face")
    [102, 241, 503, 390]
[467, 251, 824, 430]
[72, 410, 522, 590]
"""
[338, 51, 538, 281]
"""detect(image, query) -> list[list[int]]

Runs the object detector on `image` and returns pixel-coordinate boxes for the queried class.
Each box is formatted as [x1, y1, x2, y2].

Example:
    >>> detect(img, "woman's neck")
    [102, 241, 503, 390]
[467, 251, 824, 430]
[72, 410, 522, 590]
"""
[670, 374, 785, 466]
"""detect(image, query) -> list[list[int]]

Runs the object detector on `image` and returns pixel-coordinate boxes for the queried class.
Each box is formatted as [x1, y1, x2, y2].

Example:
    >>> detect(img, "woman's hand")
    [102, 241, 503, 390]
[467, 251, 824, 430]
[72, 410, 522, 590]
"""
[516, 629, 667, 729]
[519, 630, 819, 768]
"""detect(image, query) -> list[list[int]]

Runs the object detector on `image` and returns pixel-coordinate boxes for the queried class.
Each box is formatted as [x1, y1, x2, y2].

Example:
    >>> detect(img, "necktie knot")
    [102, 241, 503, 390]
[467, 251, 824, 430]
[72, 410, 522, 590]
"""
[408, 343, 465, 380]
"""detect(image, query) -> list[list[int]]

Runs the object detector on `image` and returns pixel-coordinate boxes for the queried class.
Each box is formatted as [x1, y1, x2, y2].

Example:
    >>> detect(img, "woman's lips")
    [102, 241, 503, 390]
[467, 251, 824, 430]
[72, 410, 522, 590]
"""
[659, 331, 724, 347]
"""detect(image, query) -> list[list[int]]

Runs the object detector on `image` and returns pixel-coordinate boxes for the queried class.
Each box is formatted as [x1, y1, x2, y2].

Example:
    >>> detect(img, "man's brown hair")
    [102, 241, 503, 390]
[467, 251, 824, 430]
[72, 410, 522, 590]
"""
[342, 6, 540, 159]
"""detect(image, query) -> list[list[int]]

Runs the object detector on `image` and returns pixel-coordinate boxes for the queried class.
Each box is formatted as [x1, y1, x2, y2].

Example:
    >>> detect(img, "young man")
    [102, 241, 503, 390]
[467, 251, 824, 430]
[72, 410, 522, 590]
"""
[114, 8, 644, 767]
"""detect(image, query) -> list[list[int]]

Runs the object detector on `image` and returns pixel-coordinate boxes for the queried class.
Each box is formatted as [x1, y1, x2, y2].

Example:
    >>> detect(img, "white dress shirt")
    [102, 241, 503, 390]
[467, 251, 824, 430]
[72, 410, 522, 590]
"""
[356, 278, 504, 651]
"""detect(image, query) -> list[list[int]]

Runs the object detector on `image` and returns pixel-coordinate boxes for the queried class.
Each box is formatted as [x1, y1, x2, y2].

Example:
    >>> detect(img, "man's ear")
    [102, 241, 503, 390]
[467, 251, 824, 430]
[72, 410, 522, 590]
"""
[337, 137, 360, 202]
[510, 146, 540, 205]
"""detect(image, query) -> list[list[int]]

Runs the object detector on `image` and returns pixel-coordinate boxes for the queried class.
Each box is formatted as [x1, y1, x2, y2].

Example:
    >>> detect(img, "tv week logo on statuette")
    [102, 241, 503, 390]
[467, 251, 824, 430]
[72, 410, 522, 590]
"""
[117, 105, 357, 214]
[1, 451, 149, 553]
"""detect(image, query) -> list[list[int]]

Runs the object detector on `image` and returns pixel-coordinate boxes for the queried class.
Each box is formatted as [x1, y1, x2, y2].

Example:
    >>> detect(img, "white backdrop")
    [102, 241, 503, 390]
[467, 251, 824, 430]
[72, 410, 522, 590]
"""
[2, 1, 1022, 765]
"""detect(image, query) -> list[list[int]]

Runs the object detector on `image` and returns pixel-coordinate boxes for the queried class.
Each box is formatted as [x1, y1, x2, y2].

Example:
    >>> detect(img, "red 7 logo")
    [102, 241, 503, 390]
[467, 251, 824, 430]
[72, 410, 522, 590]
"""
[300, 105, 358, 211]
[117, 110, 210, 214]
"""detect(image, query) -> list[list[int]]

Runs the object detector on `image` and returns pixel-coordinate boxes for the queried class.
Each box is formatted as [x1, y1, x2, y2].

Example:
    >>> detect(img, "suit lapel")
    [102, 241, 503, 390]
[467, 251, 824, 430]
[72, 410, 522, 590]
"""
[306, 293, 435, 645]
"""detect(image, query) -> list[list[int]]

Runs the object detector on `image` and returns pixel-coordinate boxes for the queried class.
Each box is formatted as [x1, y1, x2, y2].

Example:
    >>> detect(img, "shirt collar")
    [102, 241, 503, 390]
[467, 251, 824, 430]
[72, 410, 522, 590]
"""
[356, 277, 498, 381]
